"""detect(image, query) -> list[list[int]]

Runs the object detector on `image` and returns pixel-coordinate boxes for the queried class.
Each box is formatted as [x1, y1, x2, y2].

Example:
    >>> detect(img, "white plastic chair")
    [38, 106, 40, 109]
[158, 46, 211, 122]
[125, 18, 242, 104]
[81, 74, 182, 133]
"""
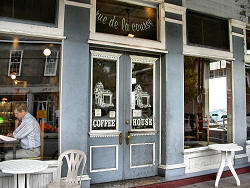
[47, 150, 87, 188]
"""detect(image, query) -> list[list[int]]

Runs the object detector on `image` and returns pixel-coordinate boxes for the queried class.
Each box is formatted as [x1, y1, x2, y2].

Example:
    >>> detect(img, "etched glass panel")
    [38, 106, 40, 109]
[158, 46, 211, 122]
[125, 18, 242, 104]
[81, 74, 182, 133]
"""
[92, 58, 117, 130]
[131, 63, 153, 129]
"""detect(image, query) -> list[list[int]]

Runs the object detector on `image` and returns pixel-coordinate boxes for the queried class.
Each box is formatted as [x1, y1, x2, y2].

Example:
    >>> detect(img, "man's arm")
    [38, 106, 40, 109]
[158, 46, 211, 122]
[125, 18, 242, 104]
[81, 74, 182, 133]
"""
[13, 121, 34, 139]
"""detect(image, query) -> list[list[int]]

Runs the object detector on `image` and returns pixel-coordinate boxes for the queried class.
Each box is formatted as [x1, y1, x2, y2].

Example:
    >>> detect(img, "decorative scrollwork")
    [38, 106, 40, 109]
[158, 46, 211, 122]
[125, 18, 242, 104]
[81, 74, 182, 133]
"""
[94, 82, 114, 108]
[134, 84, 151, 108]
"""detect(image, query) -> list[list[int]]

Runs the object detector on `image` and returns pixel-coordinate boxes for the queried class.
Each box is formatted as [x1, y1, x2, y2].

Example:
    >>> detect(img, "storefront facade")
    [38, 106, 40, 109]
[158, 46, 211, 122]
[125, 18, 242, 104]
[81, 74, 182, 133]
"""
[0, 0, 249, 187]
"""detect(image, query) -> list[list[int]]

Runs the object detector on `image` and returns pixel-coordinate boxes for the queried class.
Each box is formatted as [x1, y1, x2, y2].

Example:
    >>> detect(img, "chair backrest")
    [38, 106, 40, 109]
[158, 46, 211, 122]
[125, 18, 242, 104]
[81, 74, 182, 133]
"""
[57, 150, 87, 185]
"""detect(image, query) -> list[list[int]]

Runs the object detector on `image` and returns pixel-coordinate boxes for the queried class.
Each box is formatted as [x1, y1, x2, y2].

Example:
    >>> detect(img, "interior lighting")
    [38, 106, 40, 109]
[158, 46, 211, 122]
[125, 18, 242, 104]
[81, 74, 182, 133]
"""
[43, 48, 51, 56]
[128, 33, 135, 38]
[10, 73, 16, 80]
[0, 117, 4, 124]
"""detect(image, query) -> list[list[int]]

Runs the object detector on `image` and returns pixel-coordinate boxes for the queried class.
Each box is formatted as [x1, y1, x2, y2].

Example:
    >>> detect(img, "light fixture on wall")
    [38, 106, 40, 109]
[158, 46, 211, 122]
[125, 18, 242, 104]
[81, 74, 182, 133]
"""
[43, 48, 51, 56]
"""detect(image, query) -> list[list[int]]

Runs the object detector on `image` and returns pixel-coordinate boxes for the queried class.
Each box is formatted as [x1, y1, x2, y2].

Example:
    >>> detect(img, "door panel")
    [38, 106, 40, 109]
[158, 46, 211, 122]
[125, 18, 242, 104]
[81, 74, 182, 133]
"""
[89, 51, 159, 183]
[124, 55, 159, 179]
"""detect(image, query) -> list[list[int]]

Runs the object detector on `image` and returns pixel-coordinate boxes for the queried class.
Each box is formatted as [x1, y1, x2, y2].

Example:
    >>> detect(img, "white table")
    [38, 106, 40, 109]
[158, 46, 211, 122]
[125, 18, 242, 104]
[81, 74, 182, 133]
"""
[208, 144, 243, 187]
[0, 159, 48, 188]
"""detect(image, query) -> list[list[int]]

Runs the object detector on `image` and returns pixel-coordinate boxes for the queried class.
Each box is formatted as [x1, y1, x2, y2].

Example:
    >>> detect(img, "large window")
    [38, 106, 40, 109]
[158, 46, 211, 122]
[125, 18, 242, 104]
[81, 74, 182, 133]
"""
[0, 0, 57, 24]
[186, 10, 229, 50]
[0, 36, 60, 160]
[184, 56, 232, 149]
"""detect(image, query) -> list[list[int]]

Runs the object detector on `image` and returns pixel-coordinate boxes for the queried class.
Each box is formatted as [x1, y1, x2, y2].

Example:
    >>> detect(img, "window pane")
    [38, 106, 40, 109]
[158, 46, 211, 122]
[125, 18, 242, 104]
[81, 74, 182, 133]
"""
[0, 37, 60, 160]
[92, 58, 117, 130]
[0, 0, 57, 24]
[247, 30, 250, 53]
[96, 0, 158, 40]
[184, 56, 232, 149]
[187, 10, 229, 50]
[131, 63, 154, 129]
[246, 67, 250, 139]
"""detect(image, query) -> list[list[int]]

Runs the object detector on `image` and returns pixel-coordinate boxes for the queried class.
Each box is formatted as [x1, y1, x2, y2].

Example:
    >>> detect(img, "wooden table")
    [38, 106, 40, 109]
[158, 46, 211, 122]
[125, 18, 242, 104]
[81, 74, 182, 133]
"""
[208, 144, 243, 187]
[0, 139, 19, 159]
[0, 159, 48, 188]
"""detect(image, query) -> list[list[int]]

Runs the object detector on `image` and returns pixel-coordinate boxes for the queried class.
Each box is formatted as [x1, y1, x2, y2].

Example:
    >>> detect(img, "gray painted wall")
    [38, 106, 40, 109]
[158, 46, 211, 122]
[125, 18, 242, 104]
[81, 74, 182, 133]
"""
[232, 35, 247, 150]
[61, 5, 90, 154]
[161, 21, 184, 177]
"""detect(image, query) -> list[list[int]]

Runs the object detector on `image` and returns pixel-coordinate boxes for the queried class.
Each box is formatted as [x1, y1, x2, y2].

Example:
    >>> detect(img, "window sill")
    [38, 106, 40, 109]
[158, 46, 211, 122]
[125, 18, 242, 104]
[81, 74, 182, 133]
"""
[183, 45, 234, 60]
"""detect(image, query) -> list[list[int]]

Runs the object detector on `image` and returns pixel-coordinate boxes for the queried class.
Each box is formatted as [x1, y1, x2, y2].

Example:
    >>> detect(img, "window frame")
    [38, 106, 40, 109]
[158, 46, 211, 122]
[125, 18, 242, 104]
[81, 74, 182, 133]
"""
[245, 26, 250, 63]
[183, 11, 234, 60]
[8, 50, 23, 77]
[44, 51, 59, 76]
[89, 0, 166, 52]
[0, 0, 64, 40]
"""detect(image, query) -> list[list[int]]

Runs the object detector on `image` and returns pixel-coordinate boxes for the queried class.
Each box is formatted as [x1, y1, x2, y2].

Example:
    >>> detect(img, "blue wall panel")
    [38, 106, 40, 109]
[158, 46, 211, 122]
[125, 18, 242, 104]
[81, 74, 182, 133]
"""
[61, 5, 90, 154]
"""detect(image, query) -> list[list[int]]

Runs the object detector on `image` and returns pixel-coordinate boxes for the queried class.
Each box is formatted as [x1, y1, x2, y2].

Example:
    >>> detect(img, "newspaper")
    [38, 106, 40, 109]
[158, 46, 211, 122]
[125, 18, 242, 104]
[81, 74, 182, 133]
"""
[0, 135, 17, 142]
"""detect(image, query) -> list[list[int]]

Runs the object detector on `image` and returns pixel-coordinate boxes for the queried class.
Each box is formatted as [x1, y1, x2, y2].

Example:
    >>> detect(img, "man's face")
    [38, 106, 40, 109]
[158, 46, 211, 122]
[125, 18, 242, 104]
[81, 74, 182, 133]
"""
[14, 109, 26, 120]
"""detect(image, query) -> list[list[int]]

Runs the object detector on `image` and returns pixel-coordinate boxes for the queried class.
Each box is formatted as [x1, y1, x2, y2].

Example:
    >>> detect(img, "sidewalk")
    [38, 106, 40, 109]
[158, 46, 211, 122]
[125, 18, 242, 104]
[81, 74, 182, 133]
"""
[178, 172, 250, 188]
[91, 171, 250, 188]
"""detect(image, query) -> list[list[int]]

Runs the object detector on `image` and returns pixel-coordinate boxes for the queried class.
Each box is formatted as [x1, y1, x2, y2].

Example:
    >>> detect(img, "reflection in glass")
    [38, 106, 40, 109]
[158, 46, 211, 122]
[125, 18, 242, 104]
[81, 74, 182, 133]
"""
[246, 67, 250, 139]
[184, 56, 232, 149]
[0, 38, 60, 160]
[131, 63, 153, 129]
[92, 59, 117, 130]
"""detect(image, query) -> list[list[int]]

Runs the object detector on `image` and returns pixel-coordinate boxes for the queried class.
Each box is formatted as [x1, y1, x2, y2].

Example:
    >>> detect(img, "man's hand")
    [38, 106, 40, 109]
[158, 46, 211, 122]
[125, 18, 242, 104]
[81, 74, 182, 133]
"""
[7, 133, 14, 137]
[15, 119, 20, 130]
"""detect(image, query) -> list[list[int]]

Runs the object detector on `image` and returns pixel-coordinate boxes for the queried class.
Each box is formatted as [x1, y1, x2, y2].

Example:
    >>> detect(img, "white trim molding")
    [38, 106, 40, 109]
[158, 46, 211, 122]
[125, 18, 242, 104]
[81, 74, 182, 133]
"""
[232, 32, 244, 38]
[0, 0, 65, 40]
[234, 153, 248, 159]
[183, 45, 234, 60]
[165, 3, 186, 15]
[130, 131, 157, 137]
[90, 145, 119, 173]
[164, 3, 186, 25]
[158, 163, 185, 170]
[0, 21, 65, 40]
[89, 50, 121, 134]
[130, 55, 158, 64]
[88, 131, 121, 138]
[89, 0, 166, 52]
[230, 19, 246, 30]
[165, 18, 183, 25]
[65, 0, 92, 9]
[130, 143, 155, 168]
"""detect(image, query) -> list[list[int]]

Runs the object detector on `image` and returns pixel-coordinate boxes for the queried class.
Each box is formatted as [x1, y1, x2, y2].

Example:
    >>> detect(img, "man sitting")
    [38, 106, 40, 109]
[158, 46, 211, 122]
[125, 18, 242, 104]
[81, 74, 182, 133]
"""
[5, 103, 41, 160]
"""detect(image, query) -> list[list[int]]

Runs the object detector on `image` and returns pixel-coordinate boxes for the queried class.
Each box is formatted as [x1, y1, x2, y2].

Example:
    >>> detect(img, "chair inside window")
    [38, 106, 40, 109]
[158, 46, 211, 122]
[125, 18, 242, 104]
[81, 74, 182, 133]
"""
[46, 150, 87, 188]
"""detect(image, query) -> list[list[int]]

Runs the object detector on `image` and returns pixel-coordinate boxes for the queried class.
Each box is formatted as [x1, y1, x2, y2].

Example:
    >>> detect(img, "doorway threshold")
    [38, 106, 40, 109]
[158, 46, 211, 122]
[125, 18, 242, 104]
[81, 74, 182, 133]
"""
[91, 176, 164, 188]
[91, 166, 250, 188]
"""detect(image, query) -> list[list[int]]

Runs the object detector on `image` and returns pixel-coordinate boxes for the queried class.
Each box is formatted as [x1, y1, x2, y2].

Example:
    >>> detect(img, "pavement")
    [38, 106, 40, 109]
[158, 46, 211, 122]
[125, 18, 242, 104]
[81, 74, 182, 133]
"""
[91, 172, 250, 188]
[178, 172, 250, 188]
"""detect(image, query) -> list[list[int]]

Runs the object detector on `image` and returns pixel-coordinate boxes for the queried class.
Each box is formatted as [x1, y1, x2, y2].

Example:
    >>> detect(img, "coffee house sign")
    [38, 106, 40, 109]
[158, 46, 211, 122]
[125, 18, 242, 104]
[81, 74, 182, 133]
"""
[96, 0, 158, 40]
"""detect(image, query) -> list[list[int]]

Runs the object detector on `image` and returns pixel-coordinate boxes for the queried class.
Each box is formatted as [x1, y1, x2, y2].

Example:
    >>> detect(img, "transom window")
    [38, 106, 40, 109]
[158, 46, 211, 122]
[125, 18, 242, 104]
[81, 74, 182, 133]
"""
[0, 0, 57, 24]
[96, 0, 158, 40]
[186, 10, 230, 50]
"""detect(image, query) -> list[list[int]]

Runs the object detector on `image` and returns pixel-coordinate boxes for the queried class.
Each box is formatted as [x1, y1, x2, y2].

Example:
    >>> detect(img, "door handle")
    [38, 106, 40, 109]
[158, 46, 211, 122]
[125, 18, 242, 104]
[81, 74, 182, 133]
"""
[126, 132, 130, 145]
[119, 133, 122, 145]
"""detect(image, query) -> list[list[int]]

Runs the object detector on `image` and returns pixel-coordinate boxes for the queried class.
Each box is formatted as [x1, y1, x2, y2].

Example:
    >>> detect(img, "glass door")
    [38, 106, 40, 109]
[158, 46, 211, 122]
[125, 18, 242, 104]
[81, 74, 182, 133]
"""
[89, 51, 159, 183]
